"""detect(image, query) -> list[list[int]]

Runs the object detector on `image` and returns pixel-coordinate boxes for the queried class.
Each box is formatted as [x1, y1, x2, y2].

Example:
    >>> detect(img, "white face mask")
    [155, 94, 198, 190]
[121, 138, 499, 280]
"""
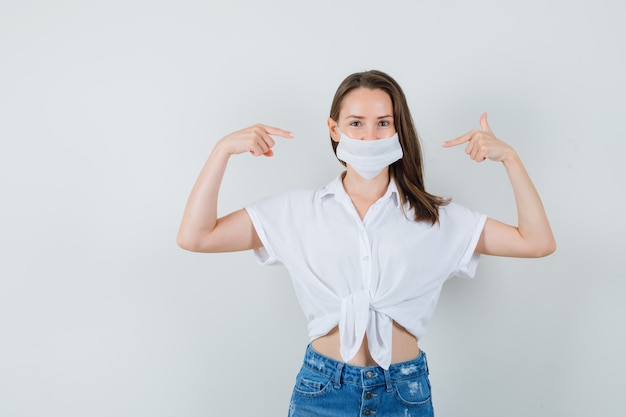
[336, 130, 403, 180]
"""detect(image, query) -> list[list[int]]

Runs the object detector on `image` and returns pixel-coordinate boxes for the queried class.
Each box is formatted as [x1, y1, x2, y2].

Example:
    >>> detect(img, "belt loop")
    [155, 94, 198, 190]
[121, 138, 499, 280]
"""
[422, 351, 429, 373]
[333, 362, 344, 389]
[383, 368, 393, 392]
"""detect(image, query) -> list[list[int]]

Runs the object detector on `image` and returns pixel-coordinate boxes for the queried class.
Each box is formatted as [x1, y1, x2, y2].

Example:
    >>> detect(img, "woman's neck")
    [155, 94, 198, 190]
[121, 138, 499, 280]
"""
[342, 167, 390, 202]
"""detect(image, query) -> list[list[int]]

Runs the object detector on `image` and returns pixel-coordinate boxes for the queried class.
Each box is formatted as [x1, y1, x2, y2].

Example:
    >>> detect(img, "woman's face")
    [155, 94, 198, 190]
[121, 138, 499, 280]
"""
[330, 87, 396, 142]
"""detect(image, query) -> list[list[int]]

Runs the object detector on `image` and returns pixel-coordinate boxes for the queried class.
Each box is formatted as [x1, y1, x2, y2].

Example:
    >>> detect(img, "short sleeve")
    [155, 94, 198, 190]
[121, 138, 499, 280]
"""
[244, 202, 281, 266]
[245, 190, 309, 266]
[457, 213, 487, 278]
[443, 203, 488, 279]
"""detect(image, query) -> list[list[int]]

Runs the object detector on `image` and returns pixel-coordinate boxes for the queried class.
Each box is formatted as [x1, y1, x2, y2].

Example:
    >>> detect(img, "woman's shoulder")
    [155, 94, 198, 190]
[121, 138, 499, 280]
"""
[438, 201, 485, 225]
[248, 175, 345, 214]
[247, 187, 317, 210]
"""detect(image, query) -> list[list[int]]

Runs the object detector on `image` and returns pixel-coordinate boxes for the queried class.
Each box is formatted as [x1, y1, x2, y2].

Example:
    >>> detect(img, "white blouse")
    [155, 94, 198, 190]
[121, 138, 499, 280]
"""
[245, 174, 487, 369]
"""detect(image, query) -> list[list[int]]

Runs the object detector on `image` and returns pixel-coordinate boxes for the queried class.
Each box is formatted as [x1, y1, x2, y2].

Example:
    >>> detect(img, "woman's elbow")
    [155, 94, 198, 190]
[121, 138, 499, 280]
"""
[176, 234, 193, 251]
[543, 238, 557, 256]
[176, 232, 206, 252]
[530, 237, 557, 258]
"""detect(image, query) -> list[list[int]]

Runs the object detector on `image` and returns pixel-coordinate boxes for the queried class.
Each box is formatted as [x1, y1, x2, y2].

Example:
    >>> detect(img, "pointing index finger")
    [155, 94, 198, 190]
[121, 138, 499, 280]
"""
[262, 124, 295, 138]
[441, 130, 476, 147]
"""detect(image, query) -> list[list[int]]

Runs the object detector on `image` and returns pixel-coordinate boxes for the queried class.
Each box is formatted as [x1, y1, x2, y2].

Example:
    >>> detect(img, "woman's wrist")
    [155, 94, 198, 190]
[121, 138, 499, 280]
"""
[500, 147, 520, 165]
[212, 139, 235, 159]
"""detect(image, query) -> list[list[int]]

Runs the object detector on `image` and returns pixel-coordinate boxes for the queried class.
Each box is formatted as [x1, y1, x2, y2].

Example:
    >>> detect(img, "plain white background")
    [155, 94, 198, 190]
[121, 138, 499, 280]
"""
[1, 0, 624, 416]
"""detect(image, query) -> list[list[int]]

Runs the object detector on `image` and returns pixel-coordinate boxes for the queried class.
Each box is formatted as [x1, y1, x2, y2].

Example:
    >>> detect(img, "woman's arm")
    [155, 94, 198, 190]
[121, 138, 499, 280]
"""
[442, 113, 556, 258]
[177, 124, 294, 253]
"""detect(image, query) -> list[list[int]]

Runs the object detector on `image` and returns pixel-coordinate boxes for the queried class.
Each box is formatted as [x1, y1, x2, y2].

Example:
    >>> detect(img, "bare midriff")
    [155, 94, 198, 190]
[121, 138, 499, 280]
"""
[311, 321, 420, 367]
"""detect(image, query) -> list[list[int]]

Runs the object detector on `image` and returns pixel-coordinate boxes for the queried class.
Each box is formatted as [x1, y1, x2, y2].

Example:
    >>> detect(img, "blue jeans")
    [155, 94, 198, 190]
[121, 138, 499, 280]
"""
[288, 344, 435, 417]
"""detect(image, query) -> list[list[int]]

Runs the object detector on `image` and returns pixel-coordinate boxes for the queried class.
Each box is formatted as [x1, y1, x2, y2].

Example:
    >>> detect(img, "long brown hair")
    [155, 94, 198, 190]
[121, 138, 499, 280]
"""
[329, 70, 449, 224]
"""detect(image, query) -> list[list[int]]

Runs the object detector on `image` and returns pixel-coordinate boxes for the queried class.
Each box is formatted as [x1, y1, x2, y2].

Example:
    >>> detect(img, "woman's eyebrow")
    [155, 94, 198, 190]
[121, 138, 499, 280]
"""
[343, 114, 393, 119]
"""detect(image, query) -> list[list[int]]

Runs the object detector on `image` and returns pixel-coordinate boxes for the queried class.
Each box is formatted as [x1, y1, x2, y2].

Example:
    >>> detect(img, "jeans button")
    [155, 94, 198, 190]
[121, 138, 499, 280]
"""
[365, 371, 376, 379]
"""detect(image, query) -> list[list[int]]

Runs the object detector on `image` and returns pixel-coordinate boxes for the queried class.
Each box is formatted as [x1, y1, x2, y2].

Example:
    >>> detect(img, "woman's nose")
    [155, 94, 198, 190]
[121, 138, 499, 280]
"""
[362, 127, 377, 140]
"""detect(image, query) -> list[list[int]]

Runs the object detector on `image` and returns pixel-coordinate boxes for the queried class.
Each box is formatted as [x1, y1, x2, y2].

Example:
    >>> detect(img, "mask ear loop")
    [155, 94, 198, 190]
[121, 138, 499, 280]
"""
[333, 124, 343, 142]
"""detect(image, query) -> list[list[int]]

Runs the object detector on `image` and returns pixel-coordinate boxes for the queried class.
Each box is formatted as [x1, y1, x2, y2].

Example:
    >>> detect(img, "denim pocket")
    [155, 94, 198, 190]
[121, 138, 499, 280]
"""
[292, 366, 333, 398]
[393, 373, 432, 407]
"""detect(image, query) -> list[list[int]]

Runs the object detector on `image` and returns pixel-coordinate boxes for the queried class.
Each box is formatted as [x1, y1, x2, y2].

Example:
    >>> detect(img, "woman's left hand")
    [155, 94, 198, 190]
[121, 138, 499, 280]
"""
[442, 113, 515, 163]
[442, 112, 556, 258]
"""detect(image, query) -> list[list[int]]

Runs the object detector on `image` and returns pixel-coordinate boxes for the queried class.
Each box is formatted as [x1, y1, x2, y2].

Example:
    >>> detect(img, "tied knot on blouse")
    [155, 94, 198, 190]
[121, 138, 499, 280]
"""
[340, 289, 392, 368]
[245, 174, 486, 370]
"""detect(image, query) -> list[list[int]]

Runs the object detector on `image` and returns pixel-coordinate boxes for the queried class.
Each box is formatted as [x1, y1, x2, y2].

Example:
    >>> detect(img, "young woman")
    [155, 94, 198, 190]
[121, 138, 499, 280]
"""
[177, 70, 555, 417]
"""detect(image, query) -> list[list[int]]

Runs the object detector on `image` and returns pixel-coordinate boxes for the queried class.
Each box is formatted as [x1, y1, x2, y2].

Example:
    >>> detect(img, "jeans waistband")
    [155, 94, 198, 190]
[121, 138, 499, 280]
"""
[302, 344, 429, 389]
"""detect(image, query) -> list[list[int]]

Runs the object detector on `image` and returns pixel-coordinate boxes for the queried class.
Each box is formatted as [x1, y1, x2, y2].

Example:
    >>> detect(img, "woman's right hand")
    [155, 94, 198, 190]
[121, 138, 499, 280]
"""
[177, 123, 294, 252]
[216, 123, 294, 157]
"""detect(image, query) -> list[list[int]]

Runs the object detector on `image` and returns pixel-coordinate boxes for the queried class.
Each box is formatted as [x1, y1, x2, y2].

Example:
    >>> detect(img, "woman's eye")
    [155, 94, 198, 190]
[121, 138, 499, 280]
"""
[350, 121, 361, 127]
[379, 120, 390, 127]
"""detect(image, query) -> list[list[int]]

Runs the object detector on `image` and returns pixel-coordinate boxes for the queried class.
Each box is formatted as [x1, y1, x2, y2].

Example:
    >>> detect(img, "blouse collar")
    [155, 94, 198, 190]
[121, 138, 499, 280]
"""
[319, 172, 400, 208]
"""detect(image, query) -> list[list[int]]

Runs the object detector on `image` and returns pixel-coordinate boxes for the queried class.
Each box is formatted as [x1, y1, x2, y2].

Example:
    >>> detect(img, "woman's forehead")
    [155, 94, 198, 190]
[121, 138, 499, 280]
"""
[340, 88, 393, 118]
